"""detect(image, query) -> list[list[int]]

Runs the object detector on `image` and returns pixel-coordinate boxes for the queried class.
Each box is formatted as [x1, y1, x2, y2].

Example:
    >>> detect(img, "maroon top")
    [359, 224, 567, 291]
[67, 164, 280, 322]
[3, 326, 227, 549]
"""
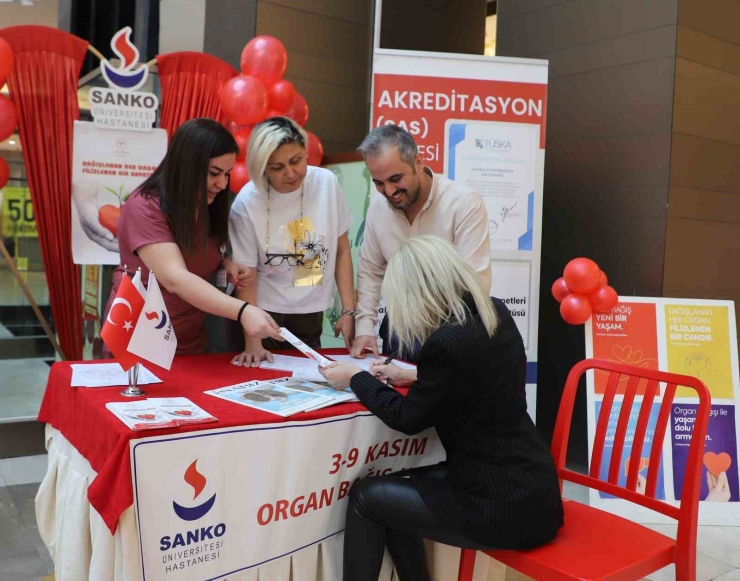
[103, 191, 222, 355]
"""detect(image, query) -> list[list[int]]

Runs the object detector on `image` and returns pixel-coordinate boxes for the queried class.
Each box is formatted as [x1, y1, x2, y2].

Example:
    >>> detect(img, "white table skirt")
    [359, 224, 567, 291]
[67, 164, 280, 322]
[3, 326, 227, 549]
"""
[36, 425, 502, 581]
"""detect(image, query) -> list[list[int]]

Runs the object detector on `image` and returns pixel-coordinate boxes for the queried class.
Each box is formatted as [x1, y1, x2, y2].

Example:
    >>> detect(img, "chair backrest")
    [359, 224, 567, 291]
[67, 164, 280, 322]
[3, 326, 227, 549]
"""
[551, 359, 711, 550]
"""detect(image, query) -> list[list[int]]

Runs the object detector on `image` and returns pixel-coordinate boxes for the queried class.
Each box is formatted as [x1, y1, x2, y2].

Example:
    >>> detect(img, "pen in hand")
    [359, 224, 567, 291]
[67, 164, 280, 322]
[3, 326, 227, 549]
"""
[375, 353, 396, 377]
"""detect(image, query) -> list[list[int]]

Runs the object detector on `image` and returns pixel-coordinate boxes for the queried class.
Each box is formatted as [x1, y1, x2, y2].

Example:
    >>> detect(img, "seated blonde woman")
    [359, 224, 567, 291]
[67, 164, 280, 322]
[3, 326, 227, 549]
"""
[320, 235, 564, 581]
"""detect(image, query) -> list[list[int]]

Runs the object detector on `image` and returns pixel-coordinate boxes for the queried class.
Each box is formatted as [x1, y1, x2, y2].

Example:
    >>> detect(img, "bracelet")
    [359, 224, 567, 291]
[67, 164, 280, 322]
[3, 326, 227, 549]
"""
[237, 301, 249, 323]
[340, 308, 359, 318]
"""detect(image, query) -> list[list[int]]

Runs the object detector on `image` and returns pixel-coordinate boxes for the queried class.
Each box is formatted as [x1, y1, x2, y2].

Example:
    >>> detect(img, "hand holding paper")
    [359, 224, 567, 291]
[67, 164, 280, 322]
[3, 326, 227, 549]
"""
[278, 327, 334, 367]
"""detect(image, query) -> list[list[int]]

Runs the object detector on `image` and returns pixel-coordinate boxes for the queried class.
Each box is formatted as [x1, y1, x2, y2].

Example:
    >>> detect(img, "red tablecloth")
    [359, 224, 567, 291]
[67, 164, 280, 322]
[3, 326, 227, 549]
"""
[38, 350, 370, 534]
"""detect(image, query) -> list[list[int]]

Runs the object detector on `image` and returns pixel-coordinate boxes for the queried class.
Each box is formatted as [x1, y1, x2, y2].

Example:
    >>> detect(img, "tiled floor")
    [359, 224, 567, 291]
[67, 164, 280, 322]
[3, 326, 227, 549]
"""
[0, 359, 51, 423]
[1, 455, 739, 581]
[0, 269, 53, 424]
[0, 454, 53, 581]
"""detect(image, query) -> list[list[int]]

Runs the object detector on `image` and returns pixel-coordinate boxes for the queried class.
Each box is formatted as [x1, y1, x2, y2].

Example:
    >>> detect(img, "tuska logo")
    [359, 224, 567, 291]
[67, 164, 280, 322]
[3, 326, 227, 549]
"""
[475, 137, 512, 151]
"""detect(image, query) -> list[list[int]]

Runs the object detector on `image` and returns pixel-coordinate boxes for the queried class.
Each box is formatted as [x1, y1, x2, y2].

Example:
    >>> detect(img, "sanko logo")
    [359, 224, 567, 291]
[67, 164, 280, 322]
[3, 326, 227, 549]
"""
[101, 27, 148, 91]
[172, 460, 216, 521]
[89, 27, 159, 131]
[159, 460, 226, 553]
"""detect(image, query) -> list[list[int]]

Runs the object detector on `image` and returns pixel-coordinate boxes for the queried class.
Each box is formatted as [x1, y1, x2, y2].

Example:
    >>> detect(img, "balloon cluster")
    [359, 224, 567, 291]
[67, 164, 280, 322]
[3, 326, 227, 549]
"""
[219, 36, 323, 193]
[551, 258, 618, 325]
[0, 37, 16, 190]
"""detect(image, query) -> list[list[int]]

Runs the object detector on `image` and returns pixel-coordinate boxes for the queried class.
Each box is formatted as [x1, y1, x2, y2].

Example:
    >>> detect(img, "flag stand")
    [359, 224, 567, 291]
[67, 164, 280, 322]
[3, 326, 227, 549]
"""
[121, 362, 145, 397]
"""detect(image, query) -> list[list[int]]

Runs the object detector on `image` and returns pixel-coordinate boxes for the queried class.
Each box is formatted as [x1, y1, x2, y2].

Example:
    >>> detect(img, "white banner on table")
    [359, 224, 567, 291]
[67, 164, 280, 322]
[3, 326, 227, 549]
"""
[131, 412, 445, 580]
[72, 121, 167, 264]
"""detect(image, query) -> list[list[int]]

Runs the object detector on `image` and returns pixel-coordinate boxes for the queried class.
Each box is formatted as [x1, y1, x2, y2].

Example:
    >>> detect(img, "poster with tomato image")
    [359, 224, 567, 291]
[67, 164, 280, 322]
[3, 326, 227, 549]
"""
[71, 121, 167, 264]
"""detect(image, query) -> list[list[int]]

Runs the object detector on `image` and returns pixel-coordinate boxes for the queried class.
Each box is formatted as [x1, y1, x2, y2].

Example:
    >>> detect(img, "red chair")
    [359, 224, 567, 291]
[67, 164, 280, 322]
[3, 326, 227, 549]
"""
[458, 359, 711, 581]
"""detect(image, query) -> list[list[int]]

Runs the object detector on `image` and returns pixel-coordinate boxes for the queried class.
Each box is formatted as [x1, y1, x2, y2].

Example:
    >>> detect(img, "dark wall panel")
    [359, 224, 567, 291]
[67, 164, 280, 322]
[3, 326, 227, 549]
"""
[497, 0, 679, 462]
[380, 0, 487, 55]
[204, 0, 257, 68]
[667, 2, 740, 330]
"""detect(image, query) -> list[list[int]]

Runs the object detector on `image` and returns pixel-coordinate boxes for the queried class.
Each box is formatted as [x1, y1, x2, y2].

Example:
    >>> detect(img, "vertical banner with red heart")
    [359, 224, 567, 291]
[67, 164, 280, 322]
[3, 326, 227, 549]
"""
[71, 121, 167, 264]
[585, 297, 740, 525]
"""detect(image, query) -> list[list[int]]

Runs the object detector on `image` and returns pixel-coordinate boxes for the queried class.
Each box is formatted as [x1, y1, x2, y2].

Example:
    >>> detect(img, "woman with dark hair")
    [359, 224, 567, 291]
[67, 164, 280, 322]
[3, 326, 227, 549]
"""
[103, 118, 282, 356]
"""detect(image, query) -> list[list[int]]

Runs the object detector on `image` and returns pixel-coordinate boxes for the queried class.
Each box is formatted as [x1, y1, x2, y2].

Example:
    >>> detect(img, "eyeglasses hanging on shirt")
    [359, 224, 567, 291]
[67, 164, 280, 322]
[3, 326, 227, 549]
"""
[264, 253, 305, 267]
[262, 184, 326, 288]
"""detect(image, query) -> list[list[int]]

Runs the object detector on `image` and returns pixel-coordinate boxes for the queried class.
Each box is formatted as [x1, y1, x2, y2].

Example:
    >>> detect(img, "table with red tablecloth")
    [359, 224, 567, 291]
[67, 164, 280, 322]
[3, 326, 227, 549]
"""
[34, 351, 484, 581]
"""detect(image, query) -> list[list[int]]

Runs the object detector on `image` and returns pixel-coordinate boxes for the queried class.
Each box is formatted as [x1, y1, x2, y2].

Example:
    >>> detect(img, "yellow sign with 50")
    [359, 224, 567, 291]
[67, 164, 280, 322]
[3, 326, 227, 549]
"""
[0, 186, 38, 238]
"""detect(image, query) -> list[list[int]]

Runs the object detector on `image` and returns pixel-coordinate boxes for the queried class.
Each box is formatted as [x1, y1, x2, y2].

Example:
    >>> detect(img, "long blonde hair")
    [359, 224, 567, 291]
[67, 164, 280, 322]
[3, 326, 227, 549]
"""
[382, 235, 498, 354]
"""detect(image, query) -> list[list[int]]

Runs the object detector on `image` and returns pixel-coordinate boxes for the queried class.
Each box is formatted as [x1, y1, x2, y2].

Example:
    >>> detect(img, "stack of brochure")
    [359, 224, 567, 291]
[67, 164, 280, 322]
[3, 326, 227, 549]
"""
[204, 378, 358, 417]
[106, 397, 217, 431]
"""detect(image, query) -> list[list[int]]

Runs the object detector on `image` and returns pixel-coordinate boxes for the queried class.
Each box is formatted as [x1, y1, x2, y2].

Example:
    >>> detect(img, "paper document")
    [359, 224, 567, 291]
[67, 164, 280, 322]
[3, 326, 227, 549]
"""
[258, 354, 326, 382]
[268, 377, 358, 412]
[204, 380, 333, 417]
[146, 397, 218, 425]
[330, 354, 416, 372]
[106, 398, 216, 431]
[259, 354, 416, 383]
[278, 328, 334, 367]
[71, 363, 163, 388]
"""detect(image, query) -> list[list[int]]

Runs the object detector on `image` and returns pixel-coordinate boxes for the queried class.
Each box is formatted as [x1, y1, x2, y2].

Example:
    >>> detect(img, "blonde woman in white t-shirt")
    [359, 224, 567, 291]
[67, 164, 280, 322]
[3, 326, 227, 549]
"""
[229, 117, 356, 367]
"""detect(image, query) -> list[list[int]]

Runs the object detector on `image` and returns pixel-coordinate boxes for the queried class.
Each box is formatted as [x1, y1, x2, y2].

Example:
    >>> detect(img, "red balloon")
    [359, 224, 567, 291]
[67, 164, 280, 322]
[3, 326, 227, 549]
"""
[233, 126, 253, 161]
[306, 131, 324, 166]
[599, 270, 608, 287]
[563, 258, 601, 294]
[0, 95, 17, 142]
[220, 75, 268, 126]
[0, 157, 9, 189]
[264, 108, 284, 120]
[268, 79, 296, 112]
[0, 37, 13, 86]
[589, 285, 618, 313]
[240, 36, 288, 86]
[225, 120, 249, 135]
[284, 93, 309, 126]
[230, 161, 250, 193]
[560, 294, 593, 325]
[551, 277, 572, 303]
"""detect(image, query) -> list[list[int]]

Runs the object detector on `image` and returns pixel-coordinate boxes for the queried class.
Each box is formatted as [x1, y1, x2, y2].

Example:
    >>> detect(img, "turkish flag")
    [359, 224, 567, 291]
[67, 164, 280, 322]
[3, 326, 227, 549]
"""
[101, 275, 145, 371]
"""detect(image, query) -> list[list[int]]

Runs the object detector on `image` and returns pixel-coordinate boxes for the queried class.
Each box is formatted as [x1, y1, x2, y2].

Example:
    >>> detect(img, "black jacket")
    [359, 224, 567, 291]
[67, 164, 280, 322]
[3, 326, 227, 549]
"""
[350, 297, 564, 549]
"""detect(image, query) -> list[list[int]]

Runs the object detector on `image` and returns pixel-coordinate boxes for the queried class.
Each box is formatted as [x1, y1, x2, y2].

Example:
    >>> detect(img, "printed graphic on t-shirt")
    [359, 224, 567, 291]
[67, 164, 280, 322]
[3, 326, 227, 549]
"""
[267, 216, 328, 288]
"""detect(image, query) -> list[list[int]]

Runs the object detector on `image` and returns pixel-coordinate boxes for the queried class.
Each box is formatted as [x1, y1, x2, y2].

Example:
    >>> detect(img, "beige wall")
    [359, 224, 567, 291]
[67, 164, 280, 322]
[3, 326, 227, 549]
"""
[159, 0, 207, 53]
[0, 0, 59, 28]
[255, 0, 374, 154]
[664, 0, 740, 320]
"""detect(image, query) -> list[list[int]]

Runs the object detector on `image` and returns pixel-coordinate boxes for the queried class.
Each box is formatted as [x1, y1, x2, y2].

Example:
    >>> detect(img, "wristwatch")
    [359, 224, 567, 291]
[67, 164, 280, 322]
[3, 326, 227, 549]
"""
[340, 308, 359, 318]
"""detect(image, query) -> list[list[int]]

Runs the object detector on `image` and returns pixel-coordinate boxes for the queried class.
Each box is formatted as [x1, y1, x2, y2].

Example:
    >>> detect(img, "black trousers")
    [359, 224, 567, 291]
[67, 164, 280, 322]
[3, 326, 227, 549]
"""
[343, 464, 492, 581]
[261, 310, 323, 351]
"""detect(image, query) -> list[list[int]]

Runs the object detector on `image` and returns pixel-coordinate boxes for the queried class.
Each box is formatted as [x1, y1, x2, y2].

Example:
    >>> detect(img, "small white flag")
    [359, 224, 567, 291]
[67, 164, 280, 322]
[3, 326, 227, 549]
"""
[131, 268, 146, 299]
[127, 272, 177, 370]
